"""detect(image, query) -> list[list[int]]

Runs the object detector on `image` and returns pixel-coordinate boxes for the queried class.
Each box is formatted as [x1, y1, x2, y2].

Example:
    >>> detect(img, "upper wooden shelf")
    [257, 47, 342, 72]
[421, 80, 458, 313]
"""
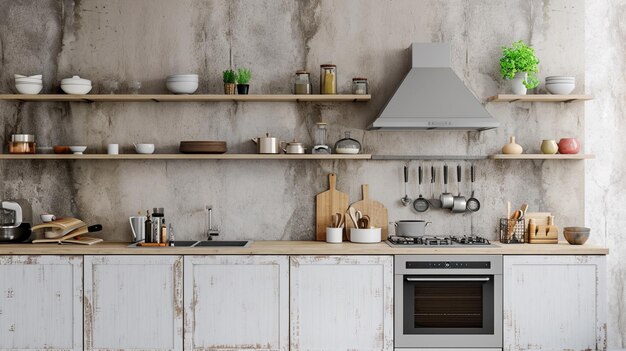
[486, 94, 593, 103]
[0, 94, 371, 103]
[0, 154, 372, 160]
[489, 154, 595, 160]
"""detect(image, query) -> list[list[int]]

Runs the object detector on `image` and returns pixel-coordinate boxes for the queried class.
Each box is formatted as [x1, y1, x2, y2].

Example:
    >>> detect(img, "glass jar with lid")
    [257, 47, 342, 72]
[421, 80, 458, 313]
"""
[312, 122, 331, 154]
[352, 77, 368, 95]
[334, 131, 361, 154]
[294, 70, 311, 94]
[9, 134, 36, 154]
[320, 64, 337, 94]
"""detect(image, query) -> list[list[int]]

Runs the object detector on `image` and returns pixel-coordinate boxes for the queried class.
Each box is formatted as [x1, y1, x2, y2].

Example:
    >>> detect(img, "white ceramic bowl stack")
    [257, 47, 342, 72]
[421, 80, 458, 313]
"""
[166, 74, 198, 94]
[15, 74, 43, 94]
[61, 76, 92, 95]
[545, 76, 575, 95]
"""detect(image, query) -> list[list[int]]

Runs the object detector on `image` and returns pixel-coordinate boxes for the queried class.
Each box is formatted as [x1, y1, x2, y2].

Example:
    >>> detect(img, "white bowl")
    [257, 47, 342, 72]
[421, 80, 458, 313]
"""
[61, 75, 92, 85]
[15, 83, 43, 95]
[349, 228, 382, 243]
[546, 83, 575, 95]
[134, 143, 155, 154]
[166, 81, 198, 94]
[15, 77, 43, 84]
[70, 146, 87, 154]
[61, 84, 92, 95]
[15, 74, 42, 80]
[167, 74, 198, 80]
[546, 76, 575, 80]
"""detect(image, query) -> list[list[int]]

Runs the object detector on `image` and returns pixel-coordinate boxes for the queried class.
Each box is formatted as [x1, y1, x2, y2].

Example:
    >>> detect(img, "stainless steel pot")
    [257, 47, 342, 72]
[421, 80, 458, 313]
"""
[282, 141, 306, 154]
[251, 133, 281, 154]
[393, 220, 432, 238]
[440, 165, 454, 209]
[451, 165, 467, 213]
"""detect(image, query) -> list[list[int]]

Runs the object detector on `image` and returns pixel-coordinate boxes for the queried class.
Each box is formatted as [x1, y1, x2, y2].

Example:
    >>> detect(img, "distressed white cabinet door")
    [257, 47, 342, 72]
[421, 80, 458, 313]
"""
[84, 255, 183, 351]
[503, 255, 607, 351]
[184, 255, 289, 351]
[290, 255, 394, 351]
[0, 255, 83, 351]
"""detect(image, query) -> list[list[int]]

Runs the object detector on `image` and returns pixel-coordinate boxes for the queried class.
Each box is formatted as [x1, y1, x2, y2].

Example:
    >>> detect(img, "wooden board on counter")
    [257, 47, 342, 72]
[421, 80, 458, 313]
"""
[346, 184, 389, 240]
[0, 241, 609, 255]
[315, 173, 349, 241]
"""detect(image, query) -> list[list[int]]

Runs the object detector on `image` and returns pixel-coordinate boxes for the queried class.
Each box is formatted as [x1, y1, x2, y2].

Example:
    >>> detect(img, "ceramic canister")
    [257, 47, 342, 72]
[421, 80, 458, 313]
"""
[541, 140, 558, 154]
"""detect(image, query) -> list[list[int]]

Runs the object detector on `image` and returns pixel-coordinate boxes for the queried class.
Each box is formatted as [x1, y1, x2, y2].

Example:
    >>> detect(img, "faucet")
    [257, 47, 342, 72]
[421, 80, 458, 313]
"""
[206, 205, 219, 240]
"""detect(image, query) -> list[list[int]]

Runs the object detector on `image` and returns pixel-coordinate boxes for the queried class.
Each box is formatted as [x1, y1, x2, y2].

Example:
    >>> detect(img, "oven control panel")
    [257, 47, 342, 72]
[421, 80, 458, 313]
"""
[406, 261, 491, 269]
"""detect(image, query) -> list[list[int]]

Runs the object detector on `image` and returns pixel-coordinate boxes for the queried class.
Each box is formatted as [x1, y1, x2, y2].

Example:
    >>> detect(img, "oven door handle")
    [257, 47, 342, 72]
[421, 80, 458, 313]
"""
[406, 277, 490, 282]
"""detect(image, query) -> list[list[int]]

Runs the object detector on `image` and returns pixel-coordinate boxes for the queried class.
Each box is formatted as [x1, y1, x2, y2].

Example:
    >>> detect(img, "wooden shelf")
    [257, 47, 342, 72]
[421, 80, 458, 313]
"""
[0, 94, 371, 103]
[0, 154, 372, 160]
[489, 154, 595, 160]
[486, 94, 593, 103]
[371, 155, 488, 160]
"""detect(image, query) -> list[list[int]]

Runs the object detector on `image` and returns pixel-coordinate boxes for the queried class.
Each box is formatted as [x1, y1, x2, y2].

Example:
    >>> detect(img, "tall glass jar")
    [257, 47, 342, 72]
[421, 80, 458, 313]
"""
[312, 122, 330, 154]
[294, 70, 311, 94]
[320, 64, 337, 94]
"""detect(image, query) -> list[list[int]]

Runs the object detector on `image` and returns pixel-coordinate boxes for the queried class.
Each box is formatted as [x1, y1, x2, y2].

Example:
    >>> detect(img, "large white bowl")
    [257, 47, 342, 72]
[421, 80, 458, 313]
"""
[69, 146, 87, 154]
[349, 228, 382, 243]
[166, 80, 198, 94]
[546, 76, 575, 80]
[15, 77, 43, 84]
[61, 84, 92, 95]
[546, 83, 575, 95]
[15, 83, 43, 95]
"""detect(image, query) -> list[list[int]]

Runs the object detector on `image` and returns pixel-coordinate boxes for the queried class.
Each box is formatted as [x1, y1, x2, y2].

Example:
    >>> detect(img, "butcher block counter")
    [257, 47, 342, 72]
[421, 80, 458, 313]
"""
[0, 240, 609, 255]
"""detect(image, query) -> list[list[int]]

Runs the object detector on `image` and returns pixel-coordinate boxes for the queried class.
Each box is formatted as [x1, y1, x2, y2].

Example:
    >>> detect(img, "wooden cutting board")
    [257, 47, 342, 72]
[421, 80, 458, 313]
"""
[347, 184, 389, 240]
[315, 173, 349, 241]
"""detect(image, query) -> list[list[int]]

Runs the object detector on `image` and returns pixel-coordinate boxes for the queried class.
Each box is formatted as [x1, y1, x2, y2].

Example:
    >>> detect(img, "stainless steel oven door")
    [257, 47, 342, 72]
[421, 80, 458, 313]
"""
[394, 255, 502, 349]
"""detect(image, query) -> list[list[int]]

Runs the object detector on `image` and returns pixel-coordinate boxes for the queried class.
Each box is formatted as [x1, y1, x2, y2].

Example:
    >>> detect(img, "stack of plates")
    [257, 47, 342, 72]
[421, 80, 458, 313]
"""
[545, 76, 575, 95]
[15, 74, 43, 95]
[166, 74, 198, 94]
[179, 141, 227, 154]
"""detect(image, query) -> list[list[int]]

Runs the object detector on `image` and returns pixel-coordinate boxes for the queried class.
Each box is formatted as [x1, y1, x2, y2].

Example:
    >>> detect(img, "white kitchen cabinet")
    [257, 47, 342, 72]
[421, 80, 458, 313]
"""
[184, 255, 289, 351]
[503, 255, 607, 351]
[84, 255, 183, 351]
[0, 255, 83, 351]
[290, 255, 394, 351]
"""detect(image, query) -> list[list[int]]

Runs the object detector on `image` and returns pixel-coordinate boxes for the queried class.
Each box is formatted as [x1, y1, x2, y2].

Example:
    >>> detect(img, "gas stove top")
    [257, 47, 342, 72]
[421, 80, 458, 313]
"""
[386, 235, 492, 247]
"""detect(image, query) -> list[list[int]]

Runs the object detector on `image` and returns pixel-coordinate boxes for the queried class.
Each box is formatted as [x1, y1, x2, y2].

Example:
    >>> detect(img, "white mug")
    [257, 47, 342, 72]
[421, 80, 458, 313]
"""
[326, 227, 343, 243]
[107, 143, 119, 155]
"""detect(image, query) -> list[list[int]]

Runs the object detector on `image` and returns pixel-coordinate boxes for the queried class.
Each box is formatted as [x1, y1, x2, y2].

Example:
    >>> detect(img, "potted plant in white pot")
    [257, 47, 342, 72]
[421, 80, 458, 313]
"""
[236, 68, 251, 95]
[500, 40, 539, 95]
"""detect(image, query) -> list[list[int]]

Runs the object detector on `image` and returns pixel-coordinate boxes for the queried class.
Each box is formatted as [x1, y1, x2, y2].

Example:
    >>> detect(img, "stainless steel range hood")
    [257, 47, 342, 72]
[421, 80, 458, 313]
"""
[368, 43, 499, 131]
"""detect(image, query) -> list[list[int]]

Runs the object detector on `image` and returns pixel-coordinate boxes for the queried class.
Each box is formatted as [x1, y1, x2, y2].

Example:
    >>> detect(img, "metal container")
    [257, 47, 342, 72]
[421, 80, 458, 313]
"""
[151, 208, 164, 243]
[9, 134, 36, 154]
[392, 220, 431, 238]
[129, 216, 146, 242]
[0, 201, 31, 242]
[251, 133, 281, 154]
[282, 141, 305, 154]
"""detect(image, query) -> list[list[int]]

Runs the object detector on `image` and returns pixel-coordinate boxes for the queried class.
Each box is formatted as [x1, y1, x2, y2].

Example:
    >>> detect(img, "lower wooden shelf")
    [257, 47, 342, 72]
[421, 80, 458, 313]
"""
[0, 153, 372, 160]
[489, 154, 595, 160]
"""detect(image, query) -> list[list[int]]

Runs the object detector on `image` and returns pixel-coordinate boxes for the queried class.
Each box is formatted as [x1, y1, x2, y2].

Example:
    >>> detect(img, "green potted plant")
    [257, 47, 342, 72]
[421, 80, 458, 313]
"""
[223, 69, 237, 95]
[236, 68, 251, 95]
[500, 40, 540, 95]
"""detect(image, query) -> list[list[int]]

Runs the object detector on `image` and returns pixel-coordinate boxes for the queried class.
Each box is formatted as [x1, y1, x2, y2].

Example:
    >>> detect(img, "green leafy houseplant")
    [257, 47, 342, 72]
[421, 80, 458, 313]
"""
[223, 69, 237, 84]
[500, 40, 540, 89]
[236, 68, 251, 85]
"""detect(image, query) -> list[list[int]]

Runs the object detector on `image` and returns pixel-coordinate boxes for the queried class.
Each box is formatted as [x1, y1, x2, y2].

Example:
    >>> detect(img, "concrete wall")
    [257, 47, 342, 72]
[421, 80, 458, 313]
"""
[0, 0, 621, 345]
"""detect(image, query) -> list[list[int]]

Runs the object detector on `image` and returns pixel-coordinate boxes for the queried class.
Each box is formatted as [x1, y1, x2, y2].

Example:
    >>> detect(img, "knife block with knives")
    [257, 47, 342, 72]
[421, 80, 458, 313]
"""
[526, 213, 559, 244]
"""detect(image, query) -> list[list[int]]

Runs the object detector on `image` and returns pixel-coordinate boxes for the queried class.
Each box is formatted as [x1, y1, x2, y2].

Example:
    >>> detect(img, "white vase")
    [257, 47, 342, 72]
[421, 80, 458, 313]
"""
[511, 72, 528, 95]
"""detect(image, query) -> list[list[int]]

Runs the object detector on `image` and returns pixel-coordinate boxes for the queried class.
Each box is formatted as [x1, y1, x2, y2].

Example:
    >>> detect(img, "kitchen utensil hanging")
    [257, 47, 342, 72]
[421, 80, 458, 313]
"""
[401, 165, 412, 206]
[466, 164, 481, 212]
[413, 165, 430, 212]
[451, 164, 467, 213]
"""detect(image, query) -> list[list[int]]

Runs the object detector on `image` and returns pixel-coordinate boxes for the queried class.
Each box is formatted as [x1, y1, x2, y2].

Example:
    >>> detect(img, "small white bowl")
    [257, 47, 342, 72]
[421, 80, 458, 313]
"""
[61, 84, 92, 95]
[546, 83, 575, 95]
[70, 146, 87, 154]
[349, 228, 382, 243]
[166, 81, 198, 94]
[134, 143, 155, 154]
[40, 214, 56, 222]
[15, 77, 43, 84]
[167, 74, 198, 80]
[15, 83, 43, 95]
[15, 74, 42, 80]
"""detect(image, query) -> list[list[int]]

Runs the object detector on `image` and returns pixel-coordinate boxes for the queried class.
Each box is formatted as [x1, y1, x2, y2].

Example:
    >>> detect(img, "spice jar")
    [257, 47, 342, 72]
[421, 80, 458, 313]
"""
[320, 64, 337, 94]
[352, 78, 368, 95]
[334, 131, 361, 154]
[294, 70, 311, 95]
[9, 134, 36, 154]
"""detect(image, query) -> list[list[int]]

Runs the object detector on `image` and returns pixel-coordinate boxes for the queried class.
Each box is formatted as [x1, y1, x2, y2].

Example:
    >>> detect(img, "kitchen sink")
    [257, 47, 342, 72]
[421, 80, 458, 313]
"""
[194, 240, 251, 247]
[170, 240, 199, 247]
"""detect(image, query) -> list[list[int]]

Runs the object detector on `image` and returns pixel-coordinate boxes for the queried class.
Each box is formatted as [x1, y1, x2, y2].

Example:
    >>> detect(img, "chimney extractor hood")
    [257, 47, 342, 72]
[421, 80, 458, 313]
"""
[368, 43, 499, 131]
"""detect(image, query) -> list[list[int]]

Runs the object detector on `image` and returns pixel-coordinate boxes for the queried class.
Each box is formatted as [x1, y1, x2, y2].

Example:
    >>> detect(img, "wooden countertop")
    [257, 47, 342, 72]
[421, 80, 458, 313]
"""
[0, 240, 609, 255]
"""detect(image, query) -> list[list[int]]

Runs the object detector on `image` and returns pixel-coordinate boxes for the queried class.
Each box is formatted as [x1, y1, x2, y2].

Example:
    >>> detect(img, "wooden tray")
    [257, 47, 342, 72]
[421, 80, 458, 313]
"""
[179, 141, 227, 154]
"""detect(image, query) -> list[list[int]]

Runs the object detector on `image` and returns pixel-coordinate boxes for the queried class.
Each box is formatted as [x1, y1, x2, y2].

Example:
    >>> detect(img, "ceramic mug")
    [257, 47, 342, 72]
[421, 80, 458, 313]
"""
[107, 143, 119, 155]
[558, 138, 580, 154]
[326, 227, 343, 243]
[541, 140, 558, 154]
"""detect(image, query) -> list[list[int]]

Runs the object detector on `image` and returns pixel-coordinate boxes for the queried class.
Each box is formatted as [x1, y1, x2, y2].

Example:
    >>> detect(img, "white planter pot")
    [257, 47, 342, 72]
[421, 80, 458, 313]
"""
[511, 72, 528, 95]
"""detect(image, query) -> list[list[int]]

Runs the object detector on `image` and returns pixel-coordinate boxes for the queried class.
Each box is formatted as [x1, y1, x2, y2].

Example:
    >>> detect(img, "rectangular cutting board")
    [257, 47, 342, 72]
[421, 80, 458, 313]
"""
[315, 173, 349, 241]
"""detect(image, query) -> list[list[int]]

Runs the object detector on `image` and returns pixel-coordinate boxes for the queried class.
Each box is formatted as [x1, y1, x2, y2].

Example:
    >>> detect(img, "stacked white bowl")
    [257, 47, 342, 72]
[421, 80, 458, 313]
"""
[61, 76, 92, 95]
[545, 76, 575, 95]
[166, 74, 198, 94]
[15, 74, 43, 94]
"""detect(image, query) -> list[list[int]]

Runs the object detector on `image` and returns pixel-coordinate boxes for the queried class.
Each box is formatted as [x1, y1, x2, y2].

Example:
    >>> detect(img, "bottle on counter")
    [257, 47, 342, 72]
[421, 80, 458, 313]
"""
[160, 219, 168, 244]
[151, 208, 164, 244]
[168, 224, 175, 246]
[320, 64, 337, 94]
[144, 211, 152, 243]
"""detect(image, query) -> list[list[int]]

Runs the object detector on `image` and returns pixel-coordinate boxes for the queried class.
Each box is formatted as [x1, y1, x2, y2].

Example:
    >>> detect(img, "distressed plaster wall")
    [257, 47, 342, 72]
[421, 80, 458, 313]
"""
[585, 0, 626, 348]
[2, 0, 620, 344]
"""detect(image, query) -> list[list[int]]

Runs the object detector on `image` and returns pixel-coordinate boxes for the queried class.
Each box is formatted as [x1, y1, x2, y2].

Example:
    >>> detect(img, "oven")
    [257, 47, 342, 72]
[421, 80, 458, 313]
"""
[394, 255, 502, 350]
